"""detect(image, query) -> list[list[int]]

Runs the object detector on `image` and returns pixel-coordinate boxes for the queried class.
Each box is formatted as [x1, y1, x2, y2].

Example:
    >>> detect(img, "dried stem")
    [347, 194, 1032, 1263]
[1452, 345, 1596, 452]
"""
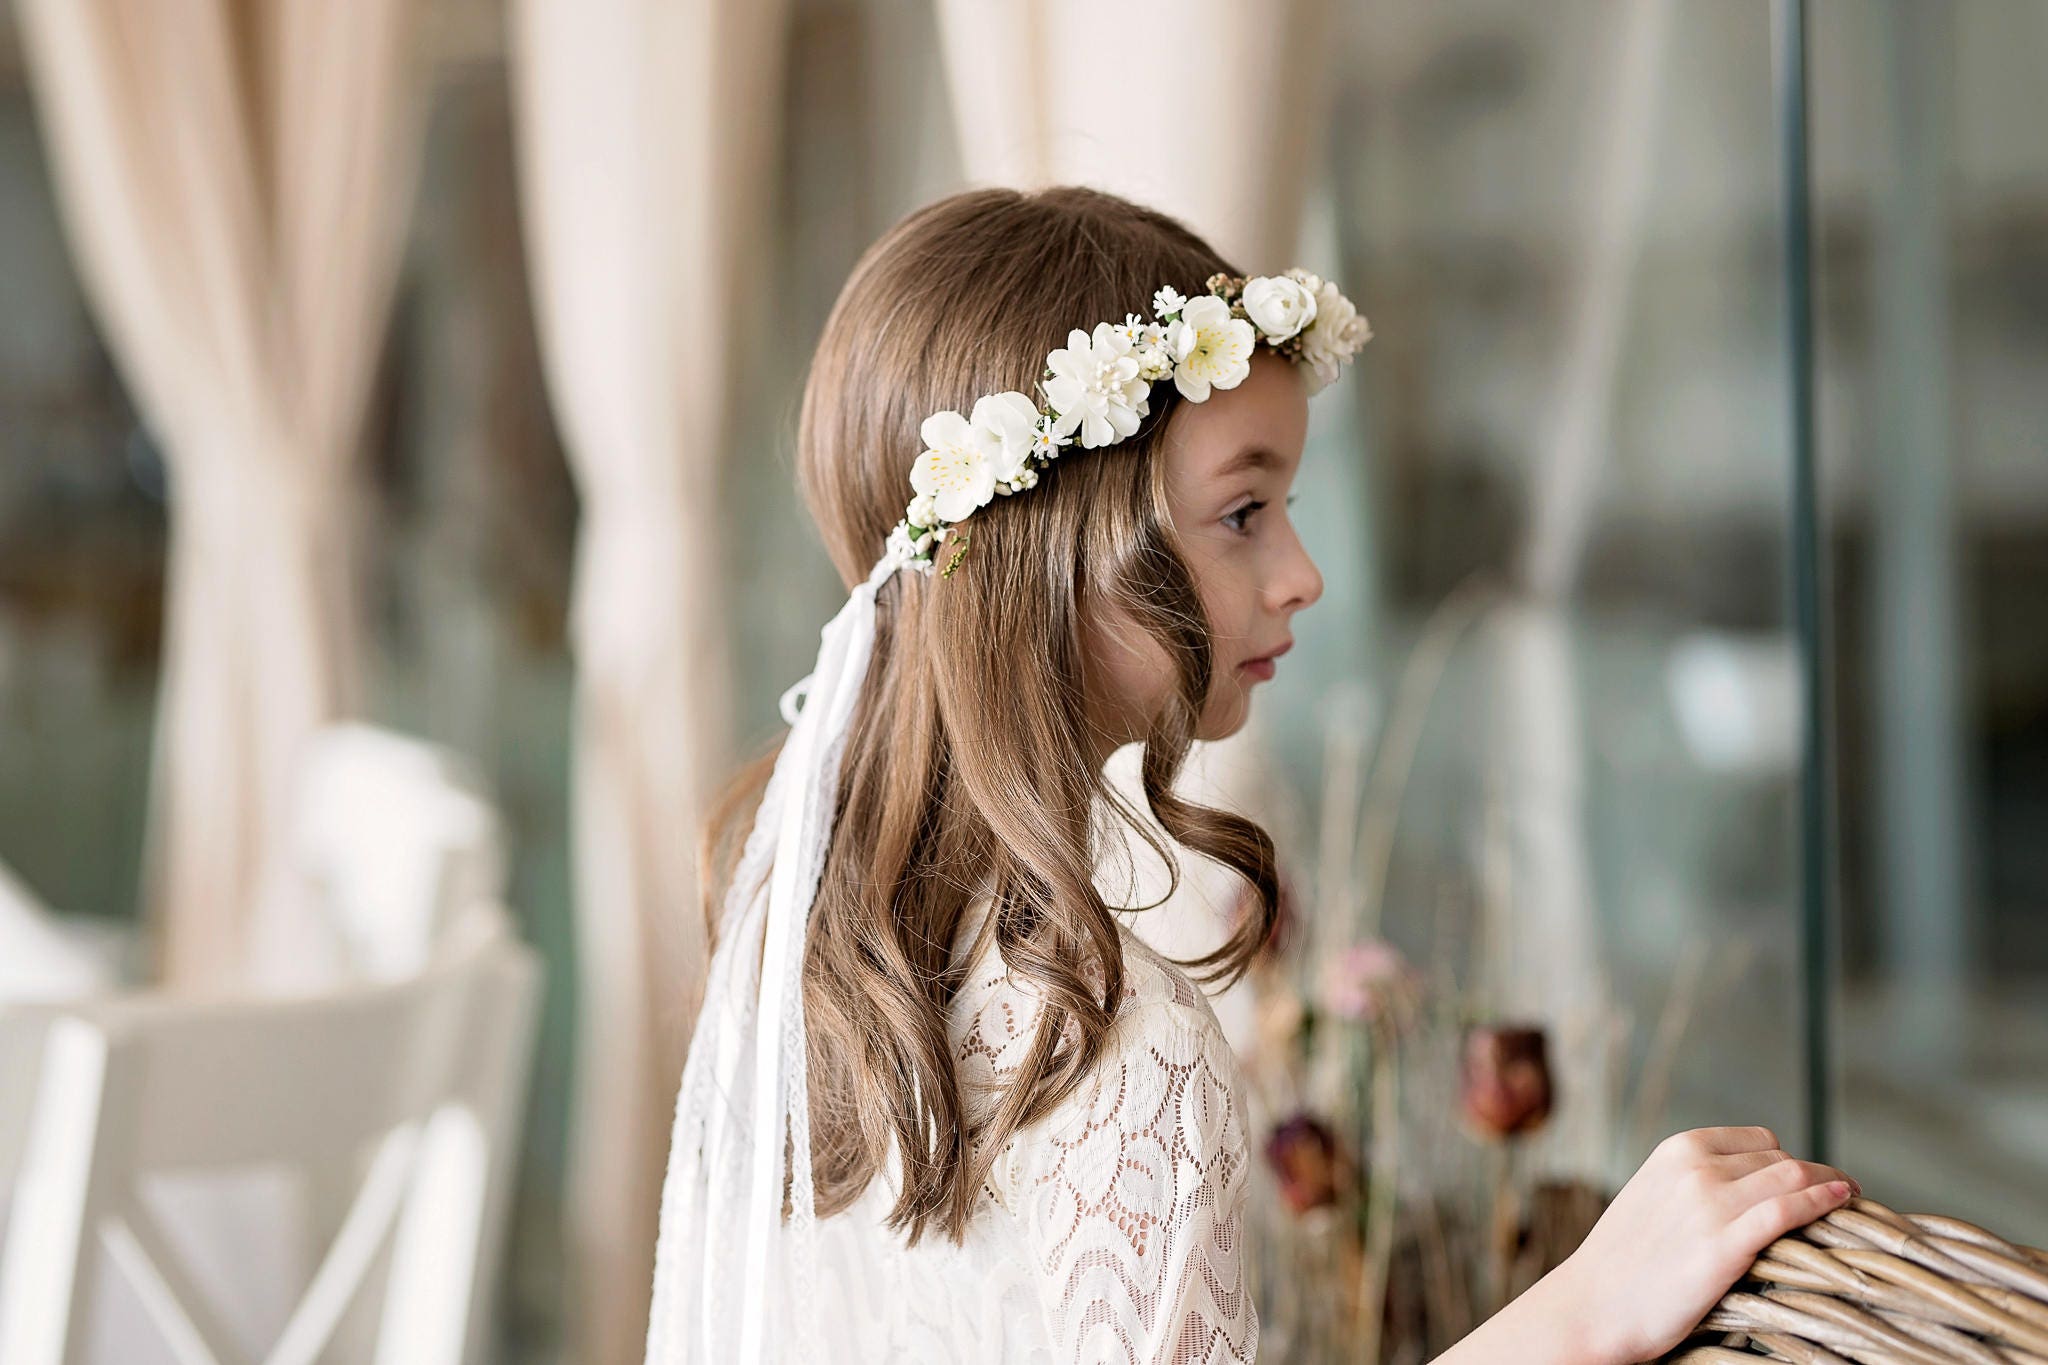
[1350, 576, 1496, 942]
[1355, 1022, 1403, 1361]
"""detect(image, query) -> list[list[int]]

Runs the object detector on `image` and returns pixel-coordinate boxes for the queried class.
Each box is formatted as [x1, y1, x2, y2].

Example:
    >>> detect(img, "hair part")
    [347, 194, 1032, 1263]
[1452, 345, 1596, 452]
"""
[696, 186, 1280, 1246]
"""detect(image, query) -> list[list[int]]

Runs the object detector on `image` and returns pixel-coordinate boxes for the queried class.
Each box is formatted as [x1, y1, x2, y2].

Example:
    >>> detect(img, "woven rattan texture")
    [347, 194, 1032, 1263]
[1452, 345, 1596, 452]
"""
[1661, 1197, 2048, 1364]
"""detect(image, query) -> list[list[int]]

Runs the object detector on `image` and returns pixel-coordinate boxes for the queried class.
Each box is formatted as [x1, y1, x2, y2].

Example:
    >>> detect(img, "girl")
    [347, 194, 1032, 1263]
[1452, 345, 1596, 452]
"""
[645, 185, 1861, 1364]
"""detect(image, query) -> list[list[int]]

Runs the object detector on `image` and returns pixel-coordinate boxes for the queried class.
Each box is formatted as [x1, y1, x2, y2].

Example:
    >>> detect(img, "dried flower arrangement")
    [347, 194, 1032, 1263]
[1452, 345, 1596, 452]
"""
[1233, 583, 1755, 1363]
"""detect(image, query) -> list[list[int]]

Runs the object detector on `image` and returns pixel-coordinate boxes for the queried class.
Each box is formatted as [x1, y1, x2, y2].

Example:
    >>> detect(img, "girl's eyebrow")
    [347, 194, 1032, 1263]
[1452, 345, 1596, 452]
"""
[1212, 445, 1279, 480]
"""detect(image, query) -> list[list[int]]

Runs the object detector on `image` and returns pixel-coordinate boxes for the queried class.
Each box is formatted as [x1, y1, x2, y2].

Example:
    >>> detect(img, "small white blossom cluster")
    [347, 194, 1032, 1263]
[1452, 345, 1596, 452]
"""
[887, 268, 1371, 577]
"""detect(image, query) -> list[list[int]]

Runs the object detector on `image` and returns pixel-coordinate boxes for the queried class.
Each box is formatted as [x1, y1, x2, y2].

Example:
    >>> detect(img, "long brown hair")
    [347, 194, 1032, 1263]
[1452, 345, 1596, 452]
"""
[697, 186, 1279, 1246]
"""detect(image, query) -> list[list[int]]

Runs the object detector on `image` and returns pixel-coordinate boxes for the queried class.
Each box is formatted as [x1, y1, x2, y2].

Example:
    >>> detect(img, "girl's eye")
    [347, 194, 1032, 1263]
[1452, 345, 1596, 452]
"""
[1222, 500, 1266, 534]
[1223, 493, 1298, 535]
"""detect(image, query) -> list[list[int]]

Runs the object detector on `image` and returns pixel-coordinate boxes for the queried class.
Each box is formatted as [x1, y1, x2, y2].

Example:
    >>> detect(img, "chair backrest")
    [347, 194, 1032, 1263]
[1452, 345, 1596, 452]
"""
[0, 1006, 58, 1195]
[0, 859, 113, 1003]
[0, 932, 542, 1365]
[266, 723, 510, 988]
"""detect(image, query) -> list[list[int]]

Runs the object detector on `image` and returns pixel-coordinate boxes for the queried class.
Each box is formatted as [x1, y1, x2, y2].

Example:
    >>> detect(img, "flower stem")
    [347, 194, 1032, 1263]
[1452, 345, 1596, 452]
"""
[1355, 1022, 1401, 1363]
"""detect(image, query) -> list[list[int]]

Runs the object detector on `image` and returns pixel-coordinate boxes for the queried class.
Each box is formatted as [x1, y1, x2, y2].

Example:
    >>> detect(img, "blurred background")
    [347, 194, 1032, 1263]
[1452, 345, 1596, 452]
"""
[0, 0, 2042, 1361]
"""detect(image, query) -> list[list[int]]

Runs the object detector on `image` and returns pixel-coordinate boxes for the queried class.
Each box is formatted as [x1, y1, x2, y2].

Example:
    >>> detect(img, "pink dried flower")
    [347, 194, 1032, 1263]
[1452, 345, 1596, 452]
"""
[1316, 939, 1413, 1024]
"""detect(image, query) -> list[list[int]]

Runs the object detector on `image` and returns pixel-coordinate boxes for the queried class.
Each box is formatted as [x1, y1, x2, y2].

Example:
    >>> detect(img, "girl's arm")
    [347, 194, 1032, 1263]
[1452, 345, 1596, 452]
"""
[1018, 999, 1261, 1364]
[1431, 1126, 1859, 1365]
[1424, 1265, 1601, 1365]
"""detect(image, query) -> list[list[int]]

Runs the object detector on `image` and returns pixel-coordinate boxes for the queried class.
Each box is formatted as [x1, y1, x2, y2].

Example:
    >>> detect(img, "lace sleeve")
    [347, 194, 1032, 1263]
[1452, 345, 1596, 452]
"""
[1013, 998, 1259, 1365]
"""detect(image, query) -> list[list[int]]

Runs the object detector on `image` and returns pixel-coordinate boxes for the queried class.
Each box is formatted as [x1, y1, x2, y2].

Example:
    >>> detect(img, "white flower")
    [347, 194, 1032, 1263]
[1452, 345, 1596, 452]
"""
[1241, 274, 1319, 341]
[1168, 295, 1257, 402]
[886, 520, 934, 571]
[1044, 322, 1150, 449]
[1029, 415, 1070, 461]
[1135, 344, 1175, 381]
[906, 493, 937, 528]
[912, 409, 998, 522]
[1297, 280, 1373, 393]
[970, 391, 1041, 481]
[1152, 285, 1188, 318]
[1112, 312, 1148, 348]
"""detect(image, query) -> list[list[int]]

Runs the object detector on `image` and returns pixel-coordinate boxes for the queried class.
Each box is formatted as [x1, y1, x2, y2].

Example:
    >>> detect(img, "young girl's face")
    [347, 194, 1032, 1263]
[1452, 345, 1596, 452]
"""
[1082, 350, 1324, 758]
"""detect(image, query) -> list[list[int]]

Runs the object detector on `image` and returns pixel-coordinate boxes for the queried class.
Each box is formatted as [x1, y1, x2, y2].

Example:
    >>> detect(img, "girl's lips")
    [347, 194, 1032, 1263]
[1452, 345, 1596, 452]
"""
[1240, 640, 1292, 681]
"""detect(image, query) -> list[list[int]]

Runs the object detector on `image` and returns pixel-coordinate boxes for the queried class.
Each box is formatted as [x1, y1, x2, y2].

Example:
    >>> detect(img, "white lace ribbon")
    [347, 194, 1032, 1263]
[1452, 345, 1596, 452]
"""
[645, 551, 902, 1365]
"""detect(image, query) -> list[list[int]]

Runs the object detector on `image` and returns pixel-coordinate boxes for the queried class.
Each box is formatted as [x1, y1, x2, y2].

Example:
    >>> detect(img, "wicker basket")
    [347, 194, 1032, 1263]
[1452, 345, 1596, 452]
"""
[1661, 1196, 2048, 1364]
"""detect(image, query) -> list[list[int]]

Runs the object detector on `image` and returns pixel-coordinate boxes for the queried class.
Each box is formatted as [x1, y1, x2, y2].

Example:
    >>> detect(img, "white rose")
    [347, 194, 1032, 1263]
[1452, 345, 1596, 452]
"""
[1297, 282, 1372, 393]
[1241, 274, 1318, 342]
[1285, 266, 1325, 295]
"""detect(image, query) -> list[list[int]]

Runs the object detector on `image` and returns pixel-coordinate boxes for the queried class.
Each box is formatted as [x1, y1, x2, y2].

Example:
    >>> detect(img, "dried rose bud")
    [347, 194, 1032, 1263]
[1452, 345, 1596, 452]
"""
[1460, 1024, 1554, 1140]
[1265, 1112, 1349, 1215]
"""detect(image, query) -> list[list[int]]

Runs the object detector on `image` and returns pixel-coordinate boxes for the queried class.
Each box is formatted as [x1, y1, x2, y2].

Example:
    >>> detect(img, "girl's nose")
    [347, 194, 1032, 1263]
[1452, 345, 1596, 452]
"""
[1275, 534, 1324, 615]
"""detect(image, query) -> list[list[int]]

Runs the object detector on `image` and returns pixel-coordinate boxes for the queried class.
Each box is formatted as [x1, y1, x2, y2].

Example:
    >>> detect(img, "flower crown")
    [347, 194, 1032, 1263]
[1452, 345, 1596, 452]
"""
[884, 268, 1371, 578]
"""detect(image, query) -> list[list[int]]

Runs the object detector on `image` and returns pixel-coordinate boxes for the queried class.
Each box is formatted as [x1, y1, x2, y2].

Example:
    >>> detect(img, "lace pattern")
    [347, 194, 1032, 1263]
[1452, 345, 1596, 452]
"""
[947, 904, 1260, 1364]
[673, 889, 1260, 1363]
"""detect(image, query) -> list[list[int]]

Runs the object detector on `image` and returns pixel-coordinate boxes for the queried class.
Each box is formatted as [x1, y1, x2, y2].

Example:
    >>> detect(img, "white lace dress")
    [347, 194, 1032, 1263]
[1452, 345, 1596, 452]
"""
[807, 894, 1260, 1363]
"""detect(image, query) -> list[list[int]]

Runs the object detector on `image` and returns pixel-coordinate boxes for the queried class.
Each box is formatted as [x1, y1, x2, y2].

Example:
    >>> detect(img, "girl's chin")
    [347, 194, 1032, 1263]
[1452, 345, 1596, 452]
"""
[1195, 693, 1253, 743]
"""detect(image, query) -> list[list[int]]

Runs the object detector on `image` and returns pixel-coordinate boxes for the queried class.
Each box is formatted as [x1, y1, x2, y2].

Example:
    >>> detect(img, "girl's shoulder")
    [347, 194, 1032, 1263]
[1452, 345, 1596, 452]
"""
[947, 894, 1240, 1105]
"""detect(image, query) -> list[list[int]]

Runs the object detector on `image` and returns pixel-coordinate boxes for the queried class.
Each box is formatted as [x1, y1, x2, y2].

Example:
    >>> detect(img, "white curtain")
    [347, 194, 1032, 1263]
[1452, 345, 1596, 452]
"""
[934, 0, 1340, 1042]
[13, 0, 425, 990]
[934, 0, 1338, 274]
[506, 2, 790, 1359]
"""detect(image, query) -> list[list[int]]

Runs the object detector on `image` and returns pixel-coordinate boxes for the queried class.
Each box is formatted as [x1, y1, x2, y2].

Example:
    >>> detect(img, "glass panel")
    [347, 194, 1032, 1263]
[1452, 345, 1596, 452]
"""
[1242, 2, 1809, 1354]
[1813, 0, 2048, 1247]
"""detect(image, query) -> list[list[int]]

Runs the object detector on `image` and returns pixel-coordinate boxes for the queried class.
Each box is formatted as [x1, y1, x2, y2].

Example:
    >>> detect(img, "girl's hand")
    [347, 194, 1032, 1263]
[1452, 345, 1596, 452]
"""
[1549, 1125, 1860, 1364]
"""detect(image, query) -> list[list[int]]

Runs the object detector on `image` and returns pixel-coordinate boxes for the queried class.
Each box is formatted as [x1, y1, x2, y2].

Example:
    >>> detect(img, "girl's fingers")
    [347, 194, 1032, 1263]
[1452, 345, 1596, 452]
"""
[1731, 1177, 1855, 1249]
[1730, 1156, 1856, 1200]
[1720, 1148, 1798, 1179]
[1688, 1125, 1780, 1156]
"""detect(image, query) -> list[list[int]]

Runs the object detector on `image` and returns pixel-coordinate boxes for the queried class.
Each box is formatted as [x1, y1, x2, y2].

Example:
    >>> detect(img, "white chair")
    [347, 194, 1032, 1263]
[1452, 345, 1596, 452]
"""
[0, 860, 115, 1004]
[253, 723, 513, 992]
[0, 932, 541, 1365]
[0, 857, 114, 1225]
